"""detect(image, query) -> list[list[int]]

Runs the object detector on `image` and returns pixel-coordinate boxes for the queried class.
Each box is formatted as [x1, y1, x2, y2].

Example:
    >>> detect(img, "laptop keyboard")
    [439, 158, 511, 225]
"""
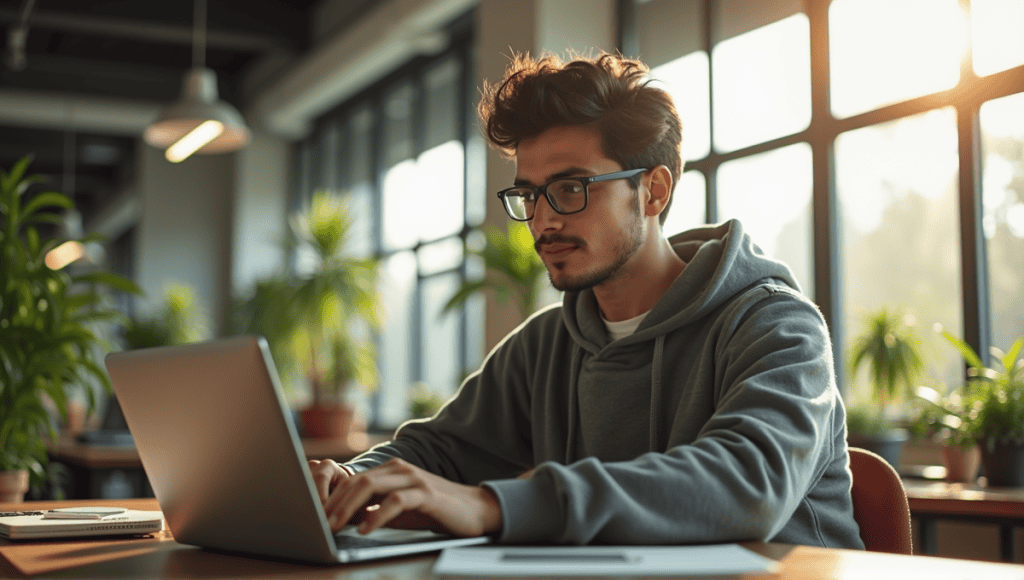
[334, 534, 413, 548]
[334, 527, 453, 548]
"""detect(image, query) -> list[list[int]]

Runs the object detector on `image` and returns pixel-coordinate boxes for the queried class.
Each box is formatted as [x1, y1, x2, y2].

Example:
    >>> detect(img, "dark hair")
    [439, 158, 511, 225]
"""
[478, 52, 683, 225]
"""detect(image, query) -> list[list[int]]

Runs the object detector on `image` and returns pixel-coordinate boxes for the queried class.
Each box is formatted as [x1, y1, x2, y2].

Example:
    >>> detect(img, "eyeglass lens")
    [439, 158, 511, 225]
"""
[504, 179, 586, 219]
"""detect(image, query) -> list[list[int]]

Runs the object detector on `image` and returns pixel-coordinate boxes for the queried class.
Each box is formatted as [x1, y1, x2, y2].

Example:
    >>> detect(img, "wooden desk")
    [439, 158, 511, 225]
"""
[904, 478, 1024, 561]
[48, 432, 389, 499]
[5, 499, 1024, 579]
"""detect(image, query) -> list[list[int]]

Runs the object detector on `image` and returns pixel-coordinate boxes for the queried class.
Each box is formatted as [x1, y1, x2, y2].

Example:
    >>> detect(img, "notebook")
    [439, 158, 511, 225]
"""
[0, 508, 163, 540]
[104, 336, 490, 564]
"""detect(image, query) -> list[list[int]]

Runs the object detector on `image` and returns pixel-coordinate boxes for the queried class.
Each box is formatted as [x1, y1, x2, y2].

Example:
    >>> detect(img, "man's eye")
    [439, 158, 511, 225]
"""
[550, 181, 583, 195]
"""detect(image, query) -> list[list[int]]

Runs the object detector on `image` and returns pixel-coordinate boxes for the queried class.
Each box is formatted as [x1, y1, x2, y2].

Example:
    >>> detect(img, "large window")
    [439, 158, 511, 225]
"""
[292, 27, 477, 429]
[627, 0, 1024, 399]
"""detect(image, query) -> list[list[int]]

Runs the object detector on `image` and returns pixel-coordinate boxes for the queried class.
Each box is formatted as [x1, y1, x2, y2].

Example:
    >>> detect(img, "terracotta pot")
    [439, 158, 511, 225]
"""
[0, 470, 30, 503]
[941, 444, 981, 483]
[301, 404, 355, 440]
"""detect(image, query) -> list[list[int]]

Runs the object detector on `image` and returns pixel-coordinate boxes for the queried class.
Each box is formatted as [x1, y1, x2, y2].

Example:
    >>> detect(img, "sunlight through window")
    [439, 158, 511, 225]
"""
[972, 0, 1024, 77]
[651, 51, 711, 162]
[717, 143, 813, 295]
[829, 0, 967, 119]
[663, 170, 706, 238]
[712, 13, 811, 152]
[980, 91, 1024, 352]
[835, 108, 963, 396]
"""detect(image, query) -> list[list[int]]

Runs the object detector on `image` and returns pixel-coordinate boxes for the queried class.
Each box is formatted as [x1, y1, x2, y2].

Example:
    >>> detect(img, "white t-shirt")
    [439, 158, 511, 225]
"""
[602, 310, 650, 342]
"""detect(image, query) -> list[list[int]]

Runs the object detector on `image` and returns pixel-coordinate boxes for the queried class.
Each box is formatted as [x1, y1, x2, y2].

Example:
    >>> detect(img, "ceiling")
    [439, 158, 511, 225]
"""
[0, 0, 373, 230]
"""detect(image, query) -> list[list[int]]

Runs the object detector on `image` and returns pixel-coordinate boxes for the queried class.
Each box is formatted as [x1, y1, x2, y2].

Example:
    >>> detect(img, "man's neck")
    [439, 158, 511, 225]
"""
[594, 235, 686, 322]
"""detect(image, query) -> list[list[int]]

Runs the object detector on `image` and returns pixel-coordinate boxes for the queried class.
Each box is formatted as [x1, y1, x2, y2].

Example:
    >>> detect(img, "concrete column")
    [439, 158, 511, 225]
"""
[135, 148, 235, 335]
[232, 130, 290, 298]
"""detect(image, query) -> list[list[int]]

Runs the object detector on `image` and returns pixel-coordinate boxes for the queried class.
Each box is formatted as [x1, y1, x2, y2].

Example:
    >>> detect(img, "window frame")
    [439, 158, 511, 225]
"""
[619, 0, 1024, 391]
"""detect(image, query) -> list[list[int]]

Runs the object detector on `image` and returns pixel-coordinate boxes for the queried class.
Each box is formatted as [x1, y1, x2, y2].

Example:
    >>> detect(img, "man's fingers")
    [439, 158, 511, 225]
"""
[308, 459, 346, 504]
[325, 472, 419, 531]
[356, 488, 424, 534]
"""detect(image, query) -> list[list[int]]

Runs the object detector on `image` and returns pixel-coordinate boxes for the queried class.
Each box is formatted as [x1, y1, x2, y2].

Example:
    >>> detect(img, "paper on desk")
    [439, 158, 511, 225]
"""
[433, 543, 780, 576]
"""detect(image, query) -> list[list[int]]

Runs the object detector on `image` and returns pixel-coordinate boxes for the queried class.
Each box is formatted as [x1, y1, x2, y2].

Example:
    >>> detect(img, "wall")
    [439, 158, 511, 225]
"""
[135, 146, 235, 333]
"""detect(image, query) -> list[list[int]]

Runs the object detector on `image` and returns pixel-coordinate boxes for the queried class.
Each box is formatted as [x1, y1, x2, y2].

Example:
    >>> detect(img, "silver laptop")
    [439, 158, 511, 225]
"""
[105, 335, 490, 564]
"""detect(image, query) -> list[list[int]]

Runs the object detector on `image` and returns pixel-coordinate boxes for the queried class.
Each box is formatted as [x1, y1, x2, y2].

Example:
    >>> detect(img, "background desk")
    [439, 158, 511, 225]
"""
[5, 499, 1024, 579]
[904, 478, 1024, 561]
[48, 432, 388, 499]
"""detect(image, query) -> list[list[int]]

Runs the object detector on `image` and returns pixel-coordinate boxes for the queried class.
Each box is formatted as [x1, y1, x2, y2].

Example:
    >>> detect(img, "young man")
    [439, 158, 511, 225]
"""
[309, 53, 863, 549]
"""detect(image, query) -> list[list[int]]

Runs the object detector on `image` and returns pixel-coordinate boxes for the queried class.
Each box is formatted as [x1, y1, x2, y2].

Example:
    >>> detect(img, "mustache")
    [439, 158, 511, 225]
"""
[534, 234, 586, 252]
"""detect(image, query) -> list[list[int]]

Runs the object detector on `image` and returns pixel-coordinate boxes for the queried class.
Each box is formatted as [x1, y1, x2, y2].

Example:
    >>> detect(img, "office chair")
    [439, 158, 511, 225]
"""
[848, 446, 913, 554]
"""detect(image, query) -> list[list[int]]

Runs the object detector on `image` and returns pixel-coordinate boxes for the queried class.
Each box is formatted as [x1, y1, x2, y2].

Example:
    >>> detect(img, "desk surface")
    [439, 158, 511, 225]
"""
[904, 478, 1024, 519]
[5, 500, 1024, 579]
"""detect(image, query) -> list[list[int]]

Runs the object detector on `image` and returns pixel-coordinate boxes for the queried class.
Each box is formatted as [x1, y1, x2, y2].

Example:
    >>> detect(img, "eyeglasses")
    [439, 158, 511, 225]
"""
[496, 168, 649, 221]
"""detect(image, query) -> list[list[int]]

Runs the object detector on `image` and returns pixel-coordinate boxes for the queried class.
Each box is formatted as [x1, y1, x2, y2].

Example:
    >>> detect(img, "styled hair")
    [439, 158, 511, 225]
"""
[478, 52, 683, 224]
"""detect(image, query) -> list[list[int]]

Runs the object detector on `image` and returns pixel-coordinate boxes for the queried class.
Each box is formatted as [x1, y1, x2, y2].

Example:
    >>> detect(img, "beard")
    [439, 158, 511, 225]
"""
[539, 198, 645, 293]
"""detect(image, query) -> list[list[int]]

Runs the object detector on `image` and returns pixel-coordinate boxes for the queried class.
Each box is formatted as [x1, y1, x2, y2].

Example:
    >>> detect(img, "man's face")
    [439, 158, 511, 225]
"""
[515, 125, 646, 292]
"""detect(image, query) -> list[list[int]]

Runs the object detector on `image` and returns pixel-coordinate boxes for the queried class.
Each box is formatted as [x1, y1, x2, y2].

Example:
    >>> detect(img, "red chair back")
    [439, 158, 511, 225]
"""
[848, 447, 913, 554]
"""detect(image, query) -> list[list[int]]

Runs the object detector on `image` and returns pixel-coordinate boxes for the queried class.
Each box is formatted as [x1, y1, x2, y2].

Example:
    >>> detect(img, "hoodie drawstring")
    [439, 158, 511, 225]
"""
[565, 343, 584, 464]
[649, 336, 665, 452]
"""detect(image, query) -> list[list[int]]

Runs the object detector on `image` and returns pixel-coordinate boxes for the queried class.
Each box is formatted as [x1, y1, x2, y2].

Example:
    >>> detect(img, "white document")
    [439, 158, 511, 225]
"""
[433, 544, 780, 576]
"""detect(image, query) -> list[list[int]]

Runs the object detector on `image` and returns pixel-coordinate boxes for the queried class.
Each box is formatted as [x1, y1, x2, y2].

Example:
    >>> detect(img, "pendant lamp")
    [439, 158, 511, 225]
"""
[144, 0, 250, 162]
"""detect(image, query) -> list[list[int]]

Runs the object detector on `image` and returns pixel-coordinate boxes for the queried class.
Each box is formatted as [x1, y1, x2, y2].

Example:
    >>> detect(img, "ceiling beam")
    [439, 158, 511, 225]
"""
[0, 9, 294, 52]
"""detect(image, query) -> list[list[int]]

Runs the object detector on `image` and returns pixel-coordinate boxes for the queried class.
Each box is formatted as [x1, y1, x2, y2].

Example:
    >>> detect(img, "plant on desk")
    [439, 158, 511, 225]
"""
[940, 329, 1024, 486]
[844, 305, 926, 468]
[235, 191, 381, 439]
[0, 157, 139, 501]
[913, 383, 981, 483]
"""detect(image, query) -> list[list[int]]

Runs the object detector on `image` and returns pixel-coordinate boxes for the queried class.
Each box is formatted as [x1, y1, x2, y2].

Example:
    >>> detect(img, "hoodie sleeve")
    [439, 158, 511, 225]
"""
[483, 287, 844, 545]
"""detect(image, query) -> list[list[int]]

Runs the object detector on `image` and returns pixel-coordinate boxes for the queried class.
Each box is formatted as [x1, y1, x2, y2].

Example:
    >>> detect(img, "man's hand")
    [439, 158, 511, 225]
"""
[308, 459, 351, 504]
[312, 458, 502, 538]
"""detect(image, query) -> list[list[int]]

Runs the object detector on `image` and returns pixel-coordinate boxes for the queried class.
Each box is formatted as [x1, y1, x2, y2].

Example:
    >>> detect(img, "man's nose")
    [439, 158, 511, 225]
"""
[529, 194, 562, 234]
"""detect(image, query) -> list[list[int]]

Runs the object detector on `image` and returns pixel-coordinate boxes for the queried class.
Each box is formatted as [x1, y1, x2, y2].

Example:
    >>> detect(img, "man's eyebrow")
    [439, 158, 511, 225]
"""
[513, 167, 593, 187]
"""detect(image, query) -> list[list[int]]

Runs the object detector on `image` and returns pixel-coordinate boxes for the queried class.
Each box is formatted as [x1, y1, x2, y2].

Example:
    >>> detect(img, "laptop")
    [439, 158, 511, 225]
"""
[104, 336, 490, 564]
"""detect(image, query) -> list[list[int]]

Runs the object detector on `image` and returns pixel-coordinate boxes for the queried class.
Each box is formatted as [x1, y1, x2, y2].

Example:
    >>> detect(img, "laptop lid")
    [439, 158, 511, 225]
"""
[105, 336, 488, 565]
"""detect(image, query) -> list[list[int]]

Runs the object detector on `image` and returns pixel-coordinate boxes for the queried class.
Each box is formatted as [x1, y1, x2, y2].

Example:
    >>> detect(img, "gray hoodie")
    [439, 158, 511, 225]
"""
[347, 219, 863, 549]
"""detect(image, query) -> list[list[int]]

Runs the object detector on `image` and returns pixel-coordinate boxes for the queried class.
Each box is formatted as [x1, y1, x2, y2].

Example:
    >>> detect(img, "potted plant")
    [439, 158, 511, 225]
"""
[442, 221, 547, 321]
[913, 384, 981, 483]
[236, 191, 381, 439]
[407, 382, 446, 420]
[0, 157, 139, 501]
[122, 284, 207, 350]
[845, 306, 925, 467]
[941, 330, 1024, 486]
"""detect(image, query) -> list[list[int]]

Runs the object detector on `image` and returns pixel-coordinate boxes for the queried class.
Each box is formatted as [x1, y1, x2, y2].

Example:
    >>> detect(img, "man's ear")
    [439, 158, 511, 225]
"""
[643, 166, 674, 218]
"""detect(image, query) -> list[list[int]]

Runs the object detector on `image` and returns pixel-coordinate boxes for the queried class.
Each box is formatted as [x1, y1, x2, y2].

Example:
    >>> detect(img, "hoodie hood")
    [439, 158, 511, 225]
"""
[562, 219, 801, 351]
[558, 219, 802, 460]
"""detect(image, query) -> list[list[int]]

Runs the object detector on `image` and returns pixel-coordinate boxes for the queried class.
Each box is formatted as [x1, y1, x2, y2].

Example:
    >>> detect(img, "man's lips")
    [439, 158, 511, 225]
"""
[535, 235, 585, 260]
[538, 243, 577, 257]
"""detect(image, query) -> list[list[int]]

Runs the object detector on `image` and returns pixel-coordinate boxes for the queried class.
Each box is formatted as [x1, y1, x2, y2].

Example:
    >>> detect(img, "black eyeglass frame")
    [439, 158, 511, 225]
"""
[496, 168, 649, 221]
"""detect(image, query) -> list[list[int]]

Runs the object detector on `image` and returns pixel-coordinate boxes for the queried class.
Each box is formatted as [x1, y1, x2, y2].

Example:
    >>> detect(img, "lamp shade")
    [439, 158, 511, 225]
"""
[144, 67, 250, 154]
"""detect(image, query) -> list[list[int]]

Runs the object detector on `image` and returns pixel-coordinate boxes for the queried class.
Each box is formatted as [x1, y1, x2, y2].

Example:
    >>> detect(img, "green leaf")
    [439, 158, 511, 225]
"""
[942, 330, 985, 369]
[19, 191, 73, 228]
[71, 272, 142, 295]
[441, 279, 489, 315]
[1003, 338, 1023, 375]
